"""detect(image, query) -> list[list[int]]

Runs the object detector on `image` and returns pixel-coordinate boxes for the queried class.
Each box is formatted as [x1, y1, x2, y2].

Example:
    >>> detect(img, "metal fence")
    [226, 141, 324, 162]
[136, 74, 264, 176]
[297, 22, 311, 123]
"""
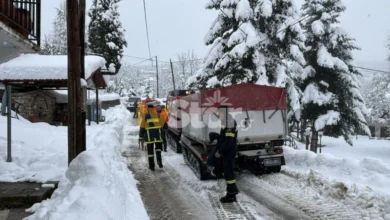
[0, 0, 41, 46]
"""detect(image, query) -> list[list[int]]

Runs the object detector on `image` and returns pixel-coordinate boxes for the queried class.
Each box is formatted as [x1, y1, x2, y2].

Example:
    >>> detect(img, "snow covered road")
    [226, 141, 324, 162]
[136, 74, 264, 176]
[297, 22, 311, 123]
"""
[124, 121, 280, 220]
[125, 119, 388, 219]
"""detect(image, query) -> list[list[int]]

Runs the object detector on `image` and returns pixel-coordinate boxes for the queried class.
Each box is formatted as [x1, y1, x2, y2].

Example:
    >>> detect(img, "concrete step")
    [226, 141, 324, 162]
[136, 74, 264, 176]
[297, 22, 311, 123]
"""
[0, 181, 58, 209]
[0, 208, 30, 220]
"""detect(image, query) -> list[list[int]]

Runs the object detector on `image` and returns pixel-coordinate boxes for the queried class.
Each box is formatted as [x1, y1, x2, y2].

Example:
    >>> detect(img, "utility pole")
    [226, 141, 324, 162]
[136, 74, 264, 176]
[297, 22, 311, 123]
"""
[6, 86, 12, 162]
[67, 0, 86, 165]
[155, 56, 159, 98]
[79, 0, 86, 152]
[170, 59, 176, 91]
[96, 89, 99, 124]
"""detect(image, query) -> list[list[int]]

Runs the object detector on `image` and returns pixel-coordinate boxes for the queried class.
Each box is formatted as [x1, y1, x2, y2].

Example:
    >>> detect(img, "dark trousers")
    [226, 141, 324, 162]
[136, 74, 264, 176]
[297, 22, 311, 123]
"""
[133, 111, 137, 118]
[147, 142, 163, 168]
[222, 140, 238, 196]
[161, 130, 167, 151]
[207, 146, 222, 174]
[223, 157, 238, 196]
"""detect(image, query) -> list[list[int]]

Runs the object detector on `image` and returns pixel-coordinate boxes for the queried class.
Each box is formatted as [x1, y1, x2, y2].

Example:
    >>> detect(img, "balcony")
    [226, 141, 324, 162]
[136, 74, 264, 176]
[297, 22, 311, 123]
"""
[0, 0, 40, 45]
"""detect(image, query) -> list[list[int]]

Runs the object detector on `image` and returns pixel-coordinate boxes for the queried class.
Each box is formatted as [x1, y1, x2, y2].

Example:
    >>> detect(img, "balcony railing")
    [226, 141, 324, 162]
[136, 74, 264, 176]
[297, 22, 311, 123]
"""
[0, 0, 41, 46]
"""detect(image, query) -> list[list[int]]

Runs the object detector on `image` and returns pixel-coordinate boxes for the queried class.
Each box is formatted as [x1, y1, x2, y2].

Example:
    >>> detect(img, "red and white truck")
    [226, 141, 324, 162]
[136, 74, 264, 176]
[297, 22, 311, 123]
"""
[166, 83, 287, 180]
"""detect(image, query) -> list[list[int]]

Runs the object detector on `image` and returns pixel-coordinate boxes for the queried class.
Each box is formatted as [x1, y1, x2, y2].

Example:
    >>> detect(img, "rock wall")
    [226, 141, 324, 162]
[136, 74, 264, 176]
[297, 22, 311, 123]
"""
[12, 90, 56, 123]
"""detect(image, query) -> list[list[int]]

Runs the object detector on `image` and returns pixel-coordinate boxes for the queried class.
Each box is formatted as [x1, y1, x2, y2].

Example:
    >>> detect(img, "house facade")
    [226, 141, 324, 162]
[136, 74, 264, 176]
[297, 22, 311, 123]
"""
[0, 0, 40, 64]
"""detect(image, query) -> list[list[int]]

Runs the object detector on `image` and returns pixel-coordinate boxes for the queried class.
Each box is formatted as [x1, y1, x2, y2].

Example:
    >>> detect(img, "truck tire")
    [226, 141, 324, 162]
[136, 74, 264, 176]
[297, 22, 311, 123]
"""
[182, 144, 207, 180]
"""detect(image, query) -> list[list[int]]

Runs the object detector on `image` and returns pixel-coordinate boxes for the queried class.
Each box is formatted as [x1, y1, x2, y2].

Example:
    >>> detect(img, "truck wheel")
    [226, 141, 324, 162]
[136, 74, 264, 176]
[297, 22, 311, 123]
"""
[274, 166, 281, 173]
[175, 141, 182, 153]
[182, 147, 189, 165]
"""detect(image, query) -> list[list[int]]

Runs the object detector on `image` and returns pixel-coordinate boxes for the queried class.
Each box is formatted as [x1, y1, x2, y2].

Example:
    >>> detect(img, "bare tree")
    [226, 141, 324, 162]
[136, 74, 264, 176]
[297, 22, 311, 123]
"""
[187, 50, 201, 76]
[176, 50, 201, 89]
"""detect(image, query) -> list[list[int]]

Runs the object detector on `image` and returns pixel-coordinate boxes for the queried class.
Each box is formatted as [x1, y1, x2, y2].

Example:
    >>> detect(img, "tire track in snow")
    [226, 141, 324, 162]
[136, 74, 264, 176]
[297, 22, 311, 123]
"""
[125, 120, 278, 219]
[160, 150, 280, 220]
[238, 172, 363, 220]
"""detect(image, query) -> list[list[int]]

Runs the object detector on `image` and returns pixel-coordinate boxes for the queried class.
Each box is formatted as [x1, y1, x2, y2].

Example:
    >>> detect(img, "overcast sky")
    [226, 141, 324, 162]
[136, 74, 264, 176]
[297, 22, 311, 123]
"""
[41, 0, 390, 69]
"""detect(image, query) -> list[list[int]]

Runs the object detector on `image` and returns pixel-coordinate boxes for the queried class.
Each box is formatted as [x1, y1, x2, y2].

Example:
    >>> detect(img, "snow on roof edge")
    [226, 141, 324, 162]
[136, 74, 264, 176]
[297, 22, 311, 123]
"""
[0, 54, 106, 81]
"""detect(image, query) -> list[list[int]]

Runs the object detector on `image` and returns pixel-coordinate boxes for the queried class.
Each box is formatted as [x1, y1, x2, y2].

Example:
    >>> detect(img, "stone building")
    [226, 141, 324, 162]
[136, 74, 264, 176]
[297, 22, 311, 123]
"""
[0, 54, 110, 124]
[12, 90, 56, 123]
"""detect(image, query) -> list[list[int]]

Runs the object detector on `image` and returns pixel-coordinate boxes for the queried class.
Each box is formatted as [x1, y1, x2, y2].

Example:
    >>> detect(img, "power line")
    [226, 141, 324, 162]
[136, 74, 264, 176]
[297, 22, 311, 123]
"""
[142, 0, 152, 60]
[123, 55, 202, 63]
[132, 58, 152, 66]
[122, 55, 151, 60]
[123, 54, 390, 74]
[354, 66, 390, 74]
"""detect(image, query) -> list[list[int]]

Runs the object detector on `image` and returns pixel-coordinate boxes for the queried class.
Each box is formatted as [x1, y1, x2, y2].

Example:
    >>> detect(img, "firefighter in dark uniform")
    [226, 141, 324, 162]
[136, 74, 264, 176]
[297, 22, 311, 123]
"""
[139, 103, 167, 170]
[215, 108, 239, 203]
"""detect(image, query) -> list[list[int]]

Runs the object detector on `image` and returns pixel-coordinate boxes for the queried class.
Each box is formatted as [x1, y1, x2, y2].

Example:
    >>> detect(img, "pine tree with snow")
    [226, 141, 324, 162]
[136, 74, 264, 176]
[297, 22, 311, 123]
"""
[300, 0, 370, 147]
[88, 0, 127, 73]
[188, 0, 263, 89]
[363, 73, 390, 124]
[40, 1, 67, 55]
[189, 0, 305, 121]
[142, 82, 154, 99]
[254, 0, 307, 121]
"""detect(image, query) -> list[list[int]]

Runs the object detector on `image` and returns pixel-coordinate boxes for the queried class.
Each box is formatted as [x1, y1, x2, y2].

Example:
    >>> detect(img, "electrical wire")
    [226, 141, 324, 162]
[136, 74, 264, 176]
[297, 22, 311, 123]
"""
[122, 55, 152, 60]
[132, 58, 152, 66]
[124, 54, 390, 74]
[354, 66, 390, 74]
[143, 0, 152, 60]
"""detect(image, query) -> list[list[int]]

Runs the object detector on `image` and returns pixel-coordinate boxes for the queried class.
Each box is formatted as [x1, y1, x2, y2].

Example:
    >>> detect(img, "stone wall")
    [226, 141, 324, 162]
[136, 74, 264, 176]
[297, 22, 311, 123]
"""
[12, 91, 56, 124]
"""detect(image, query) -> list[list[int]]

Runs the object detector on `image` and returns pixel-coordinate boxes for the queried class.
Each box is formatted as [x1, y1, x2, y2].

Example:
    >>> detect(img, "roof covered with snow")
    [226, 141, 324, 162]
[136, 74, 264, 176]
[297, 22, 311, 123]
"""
[0, 54, 106, 80]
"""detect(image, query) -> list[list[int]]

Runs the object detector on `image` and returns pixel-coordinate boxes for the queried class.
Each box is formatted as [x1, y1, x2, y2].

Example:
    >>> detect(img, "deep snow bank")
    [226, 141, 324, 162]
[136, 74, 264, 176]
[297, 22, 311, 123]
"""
[283, 147, 390, 219]
[24, 105, 148, 220]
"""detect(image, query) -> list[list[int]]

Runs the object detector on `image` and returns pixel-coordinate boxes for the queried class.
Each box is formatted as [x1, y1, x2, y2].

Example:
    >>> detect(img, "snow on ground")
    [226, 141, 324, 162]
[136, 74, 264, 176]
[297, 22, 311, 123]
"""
[0, 108, 102, 182]
[23, 105, 148, 220]
[0, 105, 148, 220]
[283, 135, 390, 219]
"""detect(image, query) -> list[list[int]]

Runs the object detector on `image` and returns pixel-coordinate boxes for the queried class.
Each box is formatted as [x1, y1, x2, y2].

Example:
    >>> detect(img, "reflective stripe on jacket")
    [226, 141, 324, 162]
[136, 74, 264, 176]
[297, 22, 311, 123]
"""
[139, 108, 167, 144]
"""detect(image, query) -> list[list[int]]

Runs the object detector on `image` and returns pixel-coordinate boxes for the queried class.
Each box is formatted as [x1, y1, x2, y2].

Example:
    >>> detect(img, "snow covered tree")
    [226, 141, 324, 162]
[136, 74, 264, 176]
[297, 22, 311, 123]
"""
[364, 73, 390, 124]
[300, 0, 370, 147]
[40, 1, 67, 55]
[142, 81, 155, 99]
[88, 0, 127, 73]
[189, 0, 306, 122]
[188, 0, 263, 89]
[254, 0, 307, 121]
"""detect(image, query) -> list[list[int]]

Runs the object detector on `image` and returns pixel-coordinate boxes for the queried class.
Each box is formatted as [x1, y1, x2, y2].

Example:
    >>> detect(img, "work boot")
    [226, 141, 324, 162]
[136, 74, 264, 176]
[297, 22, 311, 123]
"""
[149, 158, 155, 171]
[220, 194, 237, 203]
[158, 161, 163, 168]
[227, 183, 239, 195]
[163, 144, 167, 152]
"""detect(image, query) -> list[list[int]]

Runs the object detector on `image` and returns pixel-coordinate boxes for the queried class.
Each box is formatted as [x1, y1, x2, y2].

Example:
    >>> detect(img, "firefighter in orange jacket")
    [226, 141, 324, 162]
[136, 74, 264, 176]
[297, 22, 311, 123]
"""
[139, 103, 167, 170]
[156, 105, 168, 152]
